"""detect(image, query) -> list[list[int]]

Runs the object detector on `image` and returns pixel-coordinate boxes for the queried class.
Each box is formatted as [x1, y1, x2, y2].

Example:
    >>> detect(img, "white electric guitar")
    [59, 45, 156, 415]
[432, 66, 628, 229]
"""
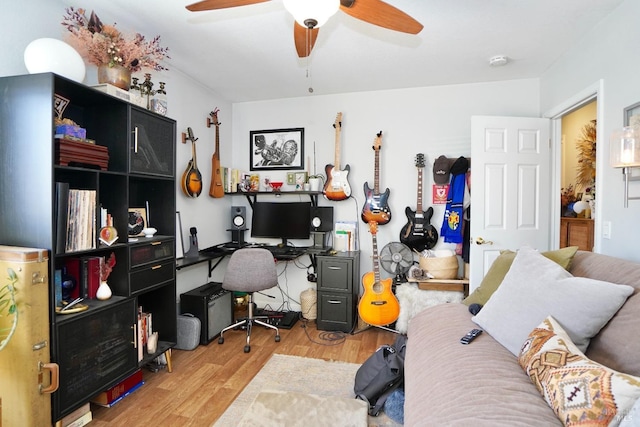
[323, 112, 352, 201]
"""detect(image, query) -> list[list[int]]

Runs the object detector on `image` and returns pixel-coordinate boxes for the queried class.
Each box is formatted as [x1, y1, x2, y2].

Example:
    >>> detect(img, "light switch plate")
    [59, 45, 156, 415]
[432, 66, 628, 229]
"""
[286, 172, 295, 185]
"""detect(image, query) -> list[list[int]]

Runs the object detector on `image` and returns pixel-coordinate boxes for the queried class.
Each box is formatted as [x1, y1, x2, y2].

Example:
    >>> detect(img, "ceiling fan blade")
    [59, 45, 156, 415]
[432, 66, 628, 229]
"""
[186, 0, 269, 12]
[294, 22, 319, 58]
[340, 0, 423, 34]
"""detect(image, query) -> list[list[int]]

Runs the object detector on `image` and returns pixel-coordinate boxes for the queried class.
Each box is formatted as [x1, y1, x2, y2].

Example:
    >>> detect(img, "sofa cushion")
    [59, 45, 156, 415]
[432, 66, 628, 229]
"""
[463, 246, 578, 306]
[472, 246, 633, 355]
[405, 303, 561, 426]
[519, 316, 640, 426]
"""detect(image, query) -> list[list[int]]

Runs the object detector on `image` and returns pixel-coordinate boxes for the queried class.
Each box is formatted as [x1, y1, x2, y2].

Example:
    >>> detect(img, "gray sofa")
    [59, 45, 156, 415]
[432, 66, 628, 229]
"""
[404, 250, 640, 426]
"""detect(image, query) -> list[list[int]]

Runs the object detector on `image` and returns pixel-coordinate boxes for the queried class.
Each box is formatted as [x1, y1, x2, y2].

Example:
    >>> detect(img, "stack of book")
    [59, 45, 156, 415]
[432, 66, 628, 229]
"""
[58, 402, 92, 427]
[91, 369, 144, 408]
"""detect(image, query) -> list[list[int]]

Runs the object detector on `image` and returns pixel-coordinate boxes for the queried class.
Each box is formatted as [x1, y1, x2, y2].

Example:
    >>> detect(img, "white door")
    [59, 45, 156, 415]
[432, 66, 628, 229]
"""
[469, 116, 551, 292]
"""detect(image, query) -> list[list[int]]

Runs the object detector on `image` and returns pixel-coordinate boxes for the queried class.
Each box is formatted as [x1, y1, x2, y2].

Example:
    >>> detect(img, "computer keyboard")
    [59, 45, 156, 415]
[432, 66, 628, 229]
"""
[267, 245, 306, 258]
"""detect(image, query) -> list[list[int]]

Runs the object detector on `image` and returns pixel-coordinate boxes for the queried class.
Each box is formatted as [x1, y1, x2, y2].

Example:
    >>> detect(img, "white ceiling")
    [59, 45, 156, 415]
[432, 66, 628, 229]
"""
[62, 0, 624, 103]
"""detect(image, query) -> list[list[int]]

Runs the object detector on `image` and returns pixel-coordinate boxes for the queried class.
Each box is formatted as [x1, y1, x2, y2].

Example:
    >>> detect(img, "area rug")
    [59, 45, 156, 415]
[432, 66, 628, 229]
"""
[214, 354, 401, 427]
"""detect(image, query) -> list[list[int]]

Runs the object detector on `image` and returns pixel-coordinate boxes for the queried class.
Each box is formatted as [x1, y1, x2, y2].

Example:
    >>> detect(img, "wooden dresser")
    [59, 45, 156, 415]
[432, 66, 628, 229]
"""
[560, 217, 594, 251]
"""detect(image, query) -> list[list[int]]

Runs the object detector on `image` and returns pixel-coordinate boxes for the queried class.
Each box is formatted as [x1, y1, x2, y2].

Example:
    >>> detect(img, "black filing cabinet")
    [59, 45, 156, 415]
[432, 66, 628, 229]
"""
[316, 251, 360, 332]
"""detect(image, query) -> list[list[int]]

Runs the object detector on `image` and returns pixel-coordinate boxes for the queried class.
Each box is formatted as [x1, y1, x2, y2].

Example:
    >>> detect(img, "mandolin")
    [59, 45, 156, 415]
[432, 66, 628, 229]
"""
[358, 221, 400, 327]
[400, 153, 439, 251]
[208, 108, 225, 198]
[181, 127, 203, 198]
[323, 112, 352, 201]
[361, 132, 391, 225]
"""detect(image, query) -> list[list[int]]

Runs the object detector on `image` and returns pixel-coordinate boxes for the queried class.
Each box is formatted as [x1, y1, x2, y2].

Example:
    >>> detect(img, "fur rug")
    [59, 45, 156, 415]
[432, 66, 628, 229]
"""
[395, 283, 463, 334]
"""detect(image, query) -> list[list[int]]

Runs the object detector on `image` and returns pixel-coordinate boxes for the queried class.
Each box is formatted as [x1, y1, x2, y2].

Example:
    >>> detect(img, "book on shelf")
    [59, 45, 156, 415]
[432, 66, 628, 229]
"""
[81, 255, 102, 299]
[63, 188, 97, 252]
[55, 182, 70, 253]
[91, 369, 144, 407]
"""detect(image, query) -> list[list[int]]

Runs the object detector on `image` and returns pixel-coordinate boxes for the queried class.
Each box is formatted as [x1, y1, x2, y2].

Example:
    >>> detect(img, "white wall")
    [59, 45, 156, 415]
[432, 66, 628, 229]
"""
[540, 0, 640, 260]
[0, 0, 234, 303]
[232, 79, 540, 309]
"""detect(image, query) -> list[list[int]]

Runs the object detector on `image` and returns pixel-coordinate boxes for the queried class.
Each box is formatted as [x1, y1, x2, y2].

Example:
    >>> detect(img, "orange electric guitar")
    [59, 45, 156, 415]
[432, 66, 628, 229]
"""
[208, 108, 225, 198]
[323, 112, 351, 201]
[361, 132, 391, 225]
[181, 127, 202, 198]
[358, 221, 400, 327]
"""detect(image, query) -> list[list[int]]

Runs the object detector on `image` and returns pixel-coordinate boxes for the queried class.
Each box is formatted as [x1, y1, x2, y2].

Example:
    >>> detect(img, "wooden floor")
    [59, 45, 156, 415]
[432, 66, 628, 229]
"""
[89, 316, 395, 426]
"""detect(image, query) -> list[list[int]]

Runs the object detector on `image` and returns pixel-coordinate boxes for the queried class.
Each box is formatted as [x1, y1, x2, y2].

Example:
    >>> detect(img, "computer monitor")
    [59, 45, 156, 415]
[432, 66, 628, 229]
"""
[251, 201, 311, 245]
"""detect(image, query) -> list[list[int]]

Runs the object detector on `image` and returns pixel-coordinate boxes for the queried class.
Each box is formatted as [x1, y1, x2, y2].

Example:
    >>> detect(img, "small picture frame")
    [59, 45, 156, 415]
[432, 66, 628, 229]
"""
[575, 192, 583, 201]
[623, 101, 640, 128]
[294, 171, 308, 190]
[250, 128, 304, 171]
[128, 207, 147, 236]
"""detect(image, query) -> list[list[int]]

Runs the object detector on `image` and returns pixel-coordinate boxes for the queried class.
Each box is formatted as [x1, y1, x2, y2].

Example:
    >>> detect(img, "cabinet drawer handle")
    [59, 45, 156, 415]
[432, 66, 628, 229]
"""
[328, 266, 341, 270]
[151, 241, 162, 246]
[133, 126, 139, 153]
[151, 264, 162, 270]
[132, 324, 137, 347]
[327, 300, 341, 304]
[39, 362, 59, 394]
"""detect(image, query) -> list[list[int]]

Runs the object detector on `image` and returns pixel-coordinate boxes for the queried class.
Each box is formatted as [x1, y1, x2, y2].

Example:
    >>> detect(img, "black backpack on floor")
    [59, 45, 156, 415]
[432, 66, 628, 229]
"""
[354, 334, 407, 416]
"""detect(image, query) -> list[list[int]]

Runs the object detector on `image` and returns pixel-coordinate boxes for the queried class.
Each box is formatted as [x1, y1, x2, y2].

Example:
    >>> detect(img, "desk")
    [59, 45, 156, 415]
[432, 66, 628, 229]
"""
[176, 243, 331, 276]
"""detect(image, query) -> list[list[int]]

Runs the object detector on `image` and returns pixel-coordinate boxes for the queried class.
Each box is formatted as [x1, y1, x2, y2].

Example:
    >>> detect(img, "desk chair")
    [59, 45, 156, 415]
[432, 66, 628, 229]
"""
[218, 248, 280, 353]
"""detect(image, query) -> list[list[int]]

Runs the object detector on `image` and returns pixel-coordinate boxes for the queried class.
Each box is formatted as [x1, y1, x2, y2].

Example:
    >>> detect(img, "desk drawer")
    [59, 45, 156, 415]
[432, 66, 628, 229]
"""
[130, 259, 175, 294]
[316, 292, 354, 332]
[130, 240, 174, 269]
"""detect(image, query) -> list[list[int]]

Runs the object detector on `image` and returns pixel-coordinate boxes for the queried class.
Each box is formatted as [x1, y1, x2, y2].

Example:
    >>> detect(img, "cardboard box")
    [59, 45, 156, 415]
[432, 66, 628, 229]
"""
[91, 369, 143, 406]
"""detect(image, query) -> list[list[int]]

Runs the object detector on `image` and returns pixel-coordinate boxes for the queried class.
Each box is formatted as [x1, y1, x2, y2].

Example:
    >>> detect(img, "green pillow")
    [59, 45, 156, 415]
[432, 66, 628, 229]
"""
[463, 246, 579, 306]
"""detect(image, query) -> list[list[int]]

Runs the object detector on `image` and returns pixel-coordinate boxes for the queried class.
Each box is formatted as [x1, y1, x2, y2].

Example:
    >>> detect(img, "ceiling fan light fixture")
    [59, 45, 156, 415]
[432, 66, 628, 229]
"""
[283, 0, 340, 28]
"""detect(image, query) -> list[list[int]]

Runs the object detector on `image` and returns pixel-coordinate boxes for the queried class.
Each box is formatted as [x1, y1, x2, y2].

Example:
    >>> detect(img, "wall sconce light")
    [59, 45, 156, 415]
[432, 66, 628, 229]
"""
[610, 126, 640, 207]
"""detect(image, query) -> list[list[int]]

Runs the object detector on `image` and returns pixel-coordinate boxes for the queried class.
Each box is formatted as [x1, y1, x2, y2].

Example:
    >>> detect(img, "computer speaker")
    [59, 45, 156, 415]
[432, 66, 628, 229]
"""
[231, 206, 247, 230]
[310, 206, 333, 232]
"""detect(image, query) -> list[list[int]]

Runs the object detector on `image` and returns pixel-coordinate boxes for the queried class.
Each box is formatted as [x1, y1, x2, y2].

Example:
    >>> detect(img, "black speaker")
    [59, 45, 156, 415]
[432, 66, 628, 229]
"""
[180, 282, 233, 345]
[231, 206, 247, 230]
[310, 206, 333, 232]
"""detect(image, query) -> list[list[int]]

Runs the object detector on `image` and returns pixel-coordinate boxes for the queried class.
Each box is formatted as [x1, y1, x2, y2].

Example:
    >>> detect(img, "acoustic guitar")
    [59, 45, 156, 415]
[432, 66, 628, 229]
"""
[400, 153, 439, 251]
[358, 221, 400, 327]
[361, 132, 391, 225]
[323, 112, 352, 201]
[208, 108, 225, 198]
[181, 127, 202, 198]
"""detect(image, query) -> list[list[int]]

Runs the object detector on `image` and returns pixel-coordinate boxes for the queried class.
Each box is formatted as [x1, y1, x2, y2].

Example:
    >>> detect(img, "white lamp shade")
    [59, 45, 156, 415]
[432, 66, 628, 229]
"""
[610, 126, 640, 167]
[283, 0, 340, 28]
[24, 38, 86, 83]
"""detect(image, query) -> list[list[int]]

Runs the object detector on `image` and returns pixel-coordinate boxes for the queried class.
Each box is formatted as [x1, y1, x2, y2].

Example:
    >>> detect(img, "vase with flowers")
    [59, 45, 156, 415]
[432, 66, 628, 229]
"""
[97, 253, 116, 300]
[62, 7, 169, 91]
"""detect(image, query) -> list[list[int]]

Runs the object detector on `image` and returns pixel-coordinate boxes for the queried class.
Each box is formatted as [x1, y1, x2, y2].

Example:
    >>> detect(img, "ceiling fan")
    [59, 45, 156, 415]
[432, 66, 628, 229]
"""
[185, 0, 423, 57]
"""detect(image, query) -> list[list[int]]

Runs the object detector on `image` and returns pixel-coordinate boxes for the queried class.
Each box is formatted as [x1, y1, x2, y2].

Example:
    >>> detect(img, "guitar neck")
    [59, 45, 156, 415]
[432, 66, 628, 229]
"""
[334, 125, 341, 170]
[192, 141, 197, 168]
[373, 150, 380, 194]
[372, 232, 381, 284]
[416, 168, 423, 215]
[215, 125, 220, 158]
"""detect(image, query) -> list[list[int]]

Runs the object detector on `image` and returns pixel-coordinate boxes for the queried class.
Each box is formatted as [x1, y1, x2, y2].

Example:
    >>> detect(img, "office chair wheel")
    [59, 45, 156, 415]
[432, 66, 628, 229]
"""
[218, 337, 224, 344]
[244, 345, 251, 353]
[275, 335, 281, 342]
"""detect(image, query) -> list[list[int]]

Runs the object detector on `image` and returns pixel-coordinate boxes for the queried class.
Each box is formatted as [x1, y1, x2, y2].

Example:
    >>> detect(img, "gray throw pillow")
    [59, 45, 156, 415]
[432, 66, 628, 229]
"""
[472, 246, 634, 356]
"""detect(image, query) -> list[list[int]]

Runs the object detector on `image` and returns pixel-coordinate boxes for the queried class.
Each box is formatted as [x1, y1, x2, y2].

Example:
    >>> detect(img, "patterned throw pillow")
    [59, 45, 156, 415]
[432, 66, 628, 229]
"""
[519, 316, 640, 426]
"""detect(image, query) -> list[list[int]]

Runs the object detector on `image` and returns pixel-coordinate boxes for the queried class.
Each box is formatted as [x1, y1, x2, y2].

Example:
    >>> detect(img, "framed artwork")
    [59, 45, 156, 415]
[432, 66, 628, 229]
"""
[624, 101, 640, 128]
[128, 207, 147, 237]
[250, 128, 304, 171]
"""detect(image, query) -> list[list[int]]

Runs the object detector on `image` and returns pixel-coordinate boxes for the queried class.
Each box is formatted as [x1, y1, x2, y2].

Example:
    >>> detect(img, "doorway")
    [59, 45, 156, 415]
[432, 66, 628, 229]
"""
[559, 100, 597, 251]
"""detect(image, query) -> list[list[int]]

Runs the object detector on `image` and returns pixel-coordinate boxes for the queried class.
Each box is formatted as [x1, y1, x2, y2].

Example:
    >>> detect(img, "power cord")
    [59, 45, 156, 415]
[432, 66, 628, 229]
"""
[299, 318, 346, 346]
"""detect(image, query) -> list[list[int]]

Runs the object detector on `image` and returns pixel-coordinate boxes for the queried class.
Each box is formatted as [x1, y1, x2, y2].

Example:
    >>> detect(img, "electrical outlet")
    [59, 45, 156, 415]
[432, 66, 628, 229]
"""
[286, 172, 295, 185]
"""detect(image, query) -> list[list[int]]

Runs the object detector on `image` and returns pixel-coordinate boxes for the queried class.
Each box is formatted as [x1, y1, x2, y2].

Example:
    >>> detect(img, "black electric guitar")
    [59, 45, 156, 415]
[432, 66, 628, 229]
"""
[400, 153, 438, 251]
[361, 132, 391, 225]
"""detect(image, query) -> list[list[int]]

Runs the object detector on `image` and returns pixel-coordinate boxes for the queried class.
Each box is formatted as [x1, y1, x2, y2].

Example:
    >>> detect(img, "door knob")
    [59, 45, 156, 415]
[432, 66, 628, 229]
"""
[475, 237, 494, 245]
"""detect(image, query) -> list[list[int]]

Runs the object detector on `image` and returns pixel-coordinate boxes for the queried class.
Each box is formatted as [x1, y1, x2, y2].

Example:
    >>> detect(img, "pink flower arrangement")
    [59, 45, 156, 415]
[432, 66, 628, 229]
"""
[62, 7, 169, 73]
[100, 253, 116, 282]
